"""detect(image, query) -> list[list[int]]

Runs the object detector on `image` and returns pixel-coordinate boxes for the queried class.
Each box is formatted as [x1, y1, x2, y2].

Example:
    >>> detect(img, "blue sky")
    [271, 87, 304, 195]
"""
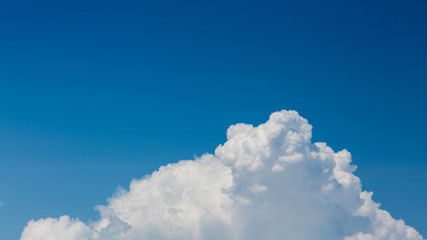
[0, 0, 426, 239]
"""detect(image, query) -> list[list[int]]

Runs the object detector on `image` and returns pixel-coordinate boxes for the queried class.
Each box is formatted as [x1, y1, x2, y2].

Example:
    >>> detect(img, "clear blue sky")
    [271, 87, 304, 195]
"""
[0, 0, 426, 239]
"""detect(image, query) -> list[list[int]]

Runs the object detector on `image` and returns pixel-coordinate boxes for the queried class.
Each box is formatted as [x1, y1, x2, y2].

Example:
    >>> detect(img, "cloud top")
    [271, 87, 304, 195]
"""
[20, 110, 424, 240]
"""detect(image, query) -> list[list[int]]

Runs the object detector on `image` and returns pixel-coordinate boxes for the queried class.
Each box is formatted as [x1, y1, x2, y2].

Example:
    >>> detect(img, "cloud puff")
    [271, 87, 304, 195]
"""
[20, 110, 424, 240]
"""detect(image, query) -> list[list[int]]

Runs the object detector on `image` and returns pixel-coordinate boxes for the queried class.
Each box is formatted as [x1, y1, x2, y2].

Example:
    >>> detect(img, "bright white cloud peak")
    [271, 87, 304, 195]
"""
[21, 110, 424, 240]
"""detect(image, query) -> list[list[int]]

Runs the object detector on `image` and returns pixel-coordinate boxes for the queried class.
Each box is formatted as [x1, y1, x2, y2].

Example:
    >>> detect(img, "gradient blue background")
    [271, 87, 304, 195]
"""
[0, 0, 426, 239]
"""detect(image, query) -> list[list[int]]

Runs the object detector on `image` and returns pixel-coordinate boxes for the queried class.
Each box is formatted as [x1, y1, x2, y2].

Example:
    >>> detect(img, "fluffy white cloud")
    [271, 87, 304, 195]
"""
[20, 216, 96, 240]
[20, 110, 424, 240]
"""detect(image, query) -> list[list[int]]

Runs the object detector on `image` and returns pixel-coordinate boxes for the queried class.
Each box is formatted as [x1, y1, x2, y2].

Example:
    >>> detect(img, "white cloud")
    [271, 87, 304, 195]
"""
[20, 110, 424, 240]
[249, 184, 268, 194]
[20, 216, 95, 240]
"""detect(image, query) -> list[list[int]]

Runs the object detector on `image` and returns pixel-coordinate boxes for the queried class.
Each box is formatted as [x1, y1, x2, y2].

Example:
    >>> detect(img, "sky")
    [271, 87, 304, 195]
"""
[0, 0, 426, 239]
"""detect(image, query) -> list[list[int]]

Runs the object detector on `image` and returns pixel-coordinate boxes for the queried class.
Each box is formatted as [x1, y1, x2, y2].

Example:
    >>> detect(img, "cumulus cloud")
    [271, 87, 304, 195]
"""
[20, 110, 424, 240]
